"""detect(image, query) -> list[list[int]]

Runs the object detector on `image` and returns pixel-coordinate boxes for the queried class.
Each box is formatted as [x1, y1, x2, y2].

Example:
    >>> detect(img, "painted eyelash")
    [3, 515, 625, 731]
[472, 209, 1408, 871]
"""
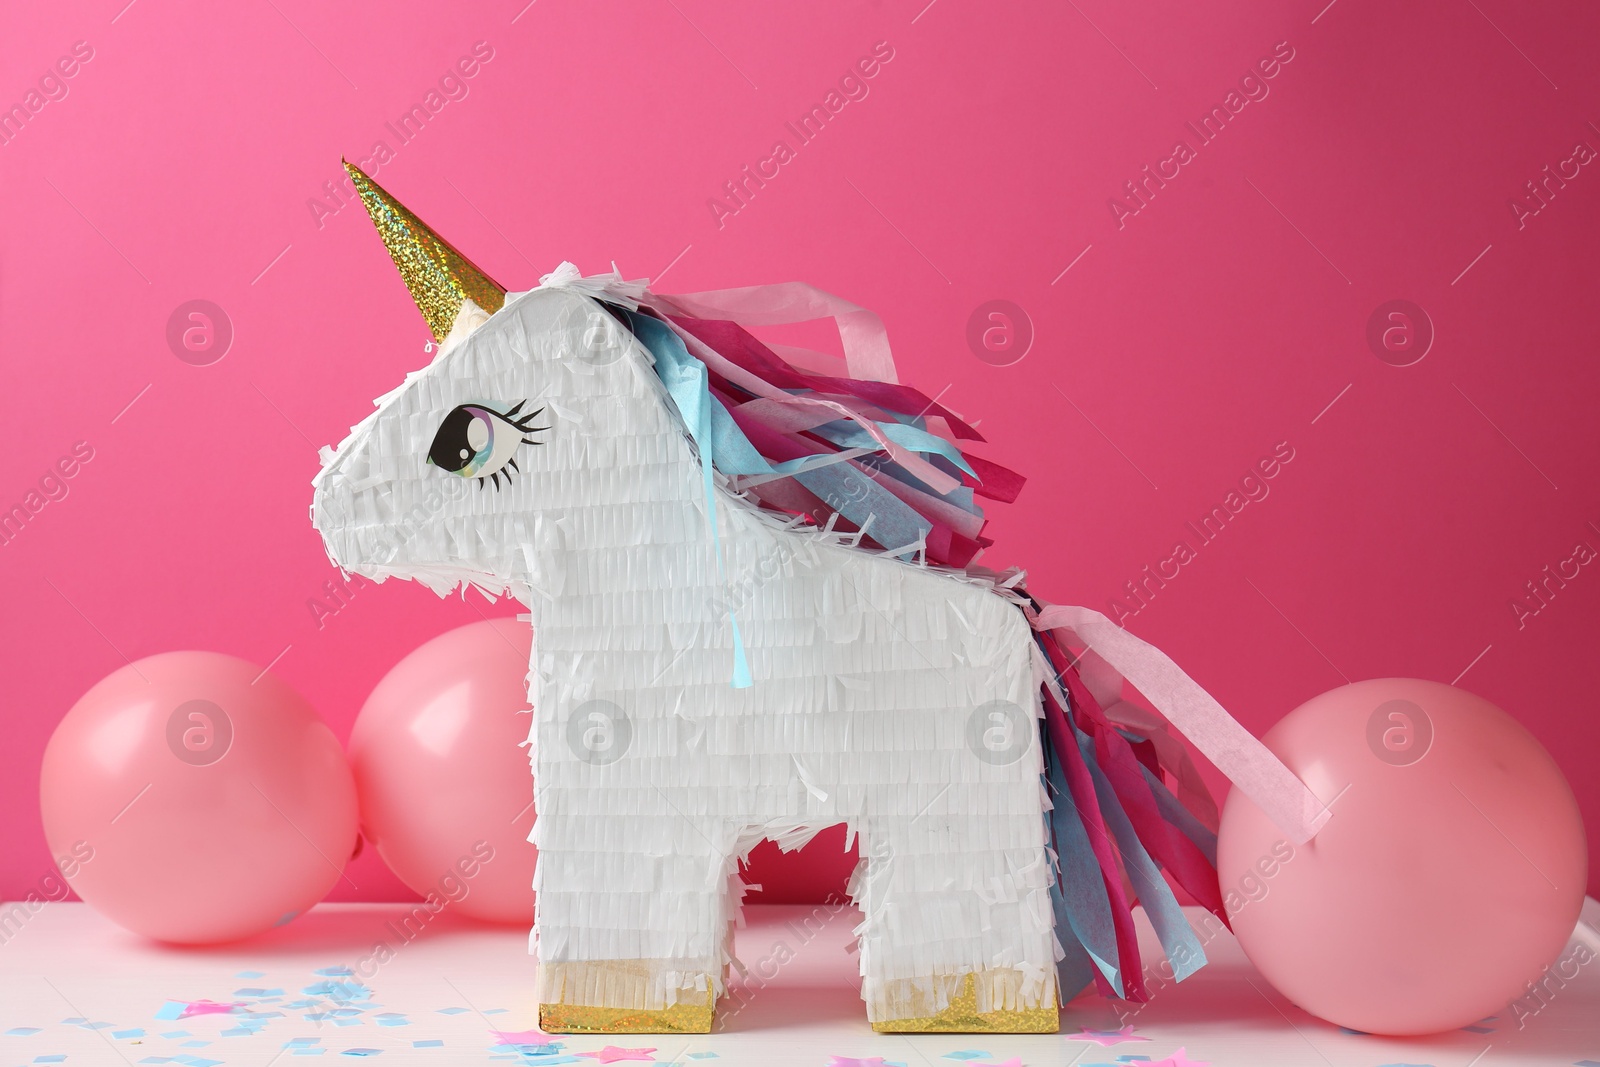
[427, 399, 550, 491]
[481, 401, 549, 491]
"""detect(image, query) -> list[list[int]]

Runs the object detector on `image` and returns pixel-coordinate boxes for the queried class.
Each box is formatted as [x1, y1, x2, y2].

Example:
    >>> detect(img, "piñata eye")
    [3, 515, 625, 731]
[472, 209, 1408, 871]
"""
[426, 401, 546, 490]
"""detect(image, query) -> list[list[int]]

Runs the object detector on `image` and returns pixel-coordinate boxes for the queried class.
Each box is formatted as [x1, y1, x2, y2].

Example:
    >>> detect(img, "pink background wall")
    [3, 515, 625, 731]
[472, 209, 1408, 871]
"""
[3, 0, 1597, 908]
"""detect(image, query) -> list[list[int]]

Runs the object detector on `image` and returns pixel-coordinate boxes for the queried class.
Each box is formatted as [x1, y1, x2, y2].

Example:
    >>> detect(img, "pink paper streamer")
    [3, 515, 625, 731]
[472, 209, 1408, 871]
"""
[658, 282, 900, 384]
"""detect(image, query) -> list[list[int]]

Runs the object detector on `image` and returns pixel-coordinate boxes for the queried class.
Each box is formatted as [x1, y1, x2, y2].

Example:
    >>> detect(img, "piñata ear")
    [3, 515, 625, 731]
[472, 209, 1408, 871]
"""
[343, 159, 506, 343]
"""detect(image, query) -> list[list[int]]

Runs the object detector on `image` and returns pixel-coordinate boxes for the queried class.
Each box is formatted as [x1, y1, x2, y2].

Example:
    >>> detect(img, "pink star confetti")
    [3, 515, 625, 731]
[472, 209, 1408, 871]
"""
[580, 1046, 658, 1063]
[492, 1028, 561, 1046]
[179, 1000, 242, 1018]
[827, 1058, 890, 1067]
[1066, 1025, 1150, 1046]
[1150, 1048, 1209, 1067]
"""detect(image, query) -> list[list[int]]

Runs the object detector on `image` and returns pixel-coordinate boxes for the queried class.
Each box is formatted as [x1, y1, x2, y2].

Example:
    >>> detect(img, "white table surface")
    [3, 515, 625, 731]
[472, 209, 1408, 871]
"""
[1, 899, 1596, 1067]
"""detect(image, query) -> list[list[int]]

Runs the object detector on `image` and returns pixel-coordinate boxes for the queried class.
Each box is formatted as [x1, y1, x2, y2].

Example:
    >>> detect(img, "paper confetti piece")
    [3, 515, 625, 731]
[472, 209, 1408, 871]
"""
[492, 1029, 561, 1047]
[303, 980, 371, 1002]
[33, 1056, 67, 1064]
[1148, 1051, 1208, 1067]
[580, 1048, 658, 1064]
[114, 1028, 147, 1039]
[316, 967, 355, 977]
[1068, 1027, 1150, 1047]
[6, 1027, 42, 1036]
[435, 1008, 469, 1015]
[340, 1051, 384, 1058]
[414, 1040, 443, 1048]
[687, 1056, 719, 1061]
[180, 1000, 242, 1019]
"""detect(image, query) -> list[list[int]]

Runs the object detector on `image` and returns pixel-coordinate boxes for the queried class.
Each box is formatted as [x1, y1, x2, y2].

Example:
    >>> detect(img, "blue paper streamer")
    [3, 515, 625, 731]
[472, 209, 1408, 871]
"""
[1078, 730, 1208, 983]
[629, 312, 753, 688]
[1043, 715, 1125, 997]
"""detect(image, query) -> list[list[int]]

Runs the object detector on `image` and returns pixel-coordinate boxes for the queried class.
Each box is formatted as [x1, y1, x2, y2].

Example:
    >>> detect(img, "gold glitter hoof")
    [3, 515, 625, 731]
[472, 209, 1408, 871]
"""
[537, 961, 716, 1034]
[871, 971, 1059, 1033]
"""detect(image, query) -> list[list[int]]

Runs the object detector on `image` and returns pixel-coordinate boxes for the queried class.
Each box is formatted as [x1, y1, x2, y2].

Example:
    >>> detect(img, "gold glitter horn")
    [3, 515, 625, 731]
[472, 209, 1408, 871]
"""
[343, 159, 506, 343]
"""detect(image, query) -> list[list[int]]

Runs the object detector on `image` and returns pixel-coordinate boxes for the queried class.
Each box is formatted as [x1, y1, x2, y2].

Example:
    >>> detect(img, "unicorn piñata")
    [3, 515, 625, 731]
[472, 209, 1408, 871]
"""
[311, 162, 1329, 1035]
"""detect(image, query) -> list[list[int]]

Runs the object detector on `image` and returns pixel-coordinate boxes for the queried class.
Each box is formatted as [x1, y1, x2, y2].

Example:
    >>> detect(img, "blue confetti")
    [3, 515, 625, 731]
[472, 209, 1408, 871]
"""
[303, 980, 371, 1002]
[6, 1027, 42, 1036]
[414, 1039, 443, 1048]
[113, 1028, 147, 1039]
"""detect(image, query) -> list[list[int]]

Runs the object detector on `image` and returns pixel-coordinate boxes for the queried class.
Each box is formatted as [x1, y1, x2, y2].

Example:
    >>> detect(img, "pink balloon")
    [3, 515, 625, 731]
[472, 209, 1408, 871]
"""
[349, 618, 536, 924]
[1218, 678, 1586, 1035]
[39, 651, 357, 944]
